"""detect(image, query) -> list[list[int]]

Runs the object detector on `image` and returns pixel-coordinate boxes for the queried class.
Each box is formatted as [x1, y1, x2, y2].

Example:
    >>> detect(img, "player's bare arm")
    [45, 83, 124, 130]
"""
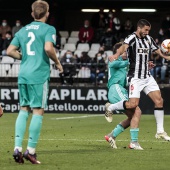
[0, 105, 3, 117]
[155, 48, 170, 60]
[109, 43, 129, 62]
[45, 41, 63, 73]
[6, 45, 22, 60]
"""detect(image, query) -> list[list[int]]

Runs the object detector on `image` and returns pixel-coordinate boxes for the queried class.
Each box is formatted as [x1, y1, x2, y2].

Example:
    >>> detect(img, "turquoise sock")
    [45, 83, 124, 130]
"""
[130, 128, 139, 142]
[15, 110, 30, 147]
[28, 114, 43, 148]
[111, 124, 125, 138]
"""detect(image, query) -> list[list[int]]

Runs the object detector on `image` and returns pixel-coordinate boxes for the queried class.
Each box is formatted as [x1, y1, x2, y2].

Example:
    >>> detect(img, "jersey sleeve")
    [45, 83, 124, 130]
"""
[150, 36, 159, 52]
[45, 26, 56, 45]
[124, 34, 135, 46]
[109, 58, 129, 68]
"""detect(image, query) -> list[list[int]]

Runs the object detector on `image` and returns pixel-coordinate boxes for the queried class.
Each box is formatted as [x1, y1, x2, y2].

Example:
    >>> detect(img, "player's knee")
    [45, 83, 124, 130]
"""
[125, 100, 138, 110]
[155, 97, 163, 107]
[129, 102, 138, 109]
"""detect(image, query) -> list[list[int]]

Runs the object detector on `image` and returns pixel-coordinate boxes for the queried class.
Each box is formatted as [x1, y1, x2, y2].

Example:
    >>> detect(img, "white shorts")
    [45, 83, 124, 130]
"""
[128, 76, 160, 98]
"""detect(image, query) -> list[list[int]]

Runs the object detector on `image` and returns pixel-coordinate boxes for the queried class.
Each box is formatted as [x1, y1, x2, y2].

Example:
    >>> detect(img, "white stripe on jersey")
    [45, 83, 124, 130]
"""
[124, 33, 159, 79]
[115, 84, 127, 101]
[42, 80, 48, 108]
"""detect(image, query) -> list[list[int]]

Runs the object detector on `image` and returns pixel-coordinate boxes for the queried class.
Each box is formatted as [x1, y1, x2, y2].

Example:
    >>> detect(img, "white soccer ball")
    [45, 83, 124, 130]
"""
[161, 39, 170, 55]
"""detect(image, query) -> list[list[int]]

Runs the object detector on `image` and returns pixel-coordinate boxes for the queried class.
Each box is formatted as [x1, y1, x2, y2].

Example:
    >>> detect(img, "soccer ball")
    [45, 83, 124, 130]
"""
[161, 39, 170, 55]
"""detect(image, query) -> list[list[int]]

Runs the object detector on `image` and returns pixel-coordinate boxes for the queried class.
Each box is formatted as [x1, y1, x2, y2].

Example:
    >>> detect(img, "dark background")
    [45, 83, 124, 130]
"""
[1, 0, 170, 38]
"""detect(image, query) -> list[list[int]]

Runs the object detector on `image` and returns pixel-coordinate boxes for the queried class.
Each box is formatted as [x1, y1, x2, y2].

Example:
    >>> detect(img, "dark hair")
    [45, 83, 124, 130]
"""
[6, 31, 12, 35]
[113, 42, 123, 54]
[137, 19, 151, 28]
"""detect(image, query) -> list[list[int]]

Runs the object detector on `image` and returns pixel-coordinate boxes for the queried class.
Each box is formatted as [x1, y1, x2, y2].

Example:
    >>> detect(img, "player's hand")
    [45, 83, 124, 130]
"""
[56, 63, 63, 73]
[0, 106, 3, 117]
[108, 55, 118, 62]
[148, 61, 155, 70]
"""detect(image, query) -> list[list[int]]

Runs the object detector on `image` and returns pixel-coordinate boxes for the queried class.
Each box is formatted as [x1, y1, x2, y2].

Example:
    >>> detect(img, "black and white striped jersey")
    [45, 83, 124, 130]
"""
[124, 33, 159, 79]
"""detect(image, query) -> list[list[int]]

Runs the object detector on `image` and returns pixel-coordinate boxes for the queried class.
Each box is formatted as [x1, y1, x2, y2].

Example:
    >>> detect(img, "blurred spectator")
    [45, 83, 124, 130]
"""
[161, 14, 170, 39]
[0, 34, 4, 56]
[76, 51, 92, 69]
[100, 28, 117, 51]
[2, 31, 12, 56]
[90, 52, 106, 85]
[78, 20, 94, 46]
[91, 7, 107, 42]
[122, 17, 134, 38]
[150, 52, 168, 84]
[59, 50, 77, 85]
[55, 30, 61, 50]
[0, 19, 11, 39]
[95, 46, 108, 63]
[12, 20, 23, 37]
[75, 52, 92, 79]
[105, 10, 121, 41]
[157, 28, 166, 43]
[91, 7, 107, 29]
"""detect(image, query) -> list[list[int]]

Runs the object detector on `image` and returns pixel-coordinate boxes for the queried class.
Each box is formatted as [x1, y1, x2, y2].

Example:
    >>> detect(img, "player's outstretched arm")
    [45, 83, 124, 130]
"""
[0, 105, 3, 117]
[6, 45, 22, 60]
[155, 48, 170, 60]
[109, 44, 129, 62]
[45, 42, 63, 73]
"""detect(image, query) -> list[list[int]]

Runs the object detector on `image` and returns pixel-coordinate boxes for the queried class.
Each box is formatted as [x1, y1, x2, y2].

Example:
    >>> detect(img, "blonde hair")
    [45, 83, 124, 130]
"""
[31, 0, 49, 19]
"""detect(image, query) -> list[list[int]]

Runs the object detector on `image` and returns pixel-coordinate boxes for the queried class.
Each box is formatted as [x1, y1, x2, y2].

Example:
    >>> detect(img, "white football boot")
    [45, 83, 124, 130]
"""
[105, 135, 117, 149]
[129, 142, 144, 150]
[155, 132, 170, 141]
[105, 103, 113, 123]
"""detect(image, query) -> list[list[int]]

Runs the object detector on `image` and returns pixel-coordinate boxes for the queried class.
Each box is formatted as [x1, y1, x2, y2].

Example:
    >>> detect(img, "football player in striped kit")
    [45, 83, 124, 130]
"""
[105, 19, 170, 143]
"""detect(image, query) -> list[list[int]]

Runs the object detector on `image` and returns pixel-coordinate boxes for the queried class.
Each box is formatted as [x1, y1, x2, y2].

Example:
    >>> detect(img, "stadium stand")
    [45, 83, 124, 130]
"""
[60, 37, 67, 48]
[59, 31, 69, 39]
[76, 43, 90, 52]
[90, 43, 100, 51]
[70, 31, 79, 38]
[67, 37, 79, 44]
[87, 50, 98, 59]
[63, 43, 76, 52]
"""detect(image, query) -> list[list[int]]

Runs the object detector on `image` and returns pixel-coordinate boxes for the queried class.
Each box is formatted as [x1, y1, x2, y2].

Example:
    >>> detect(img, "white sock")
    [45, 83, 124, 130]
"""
[27, 147, 36, 155]
[154, 109, 164, 133]
[14, 147, 22, 152]
[108, 101, 125, 111]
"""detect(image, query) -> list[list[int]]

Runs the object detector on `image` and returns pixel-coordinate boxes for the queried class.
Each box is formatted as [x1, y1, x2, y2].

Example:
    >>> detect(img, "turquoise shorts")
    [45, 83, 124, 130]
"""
[18, 80, 49, 108]
[108, 84, 128, 104]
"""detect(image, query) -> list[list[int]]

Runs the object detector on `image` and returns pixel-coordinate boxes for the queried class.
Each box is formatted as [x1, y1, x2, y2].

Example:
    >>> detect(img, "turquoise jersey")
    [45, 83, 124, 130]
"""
[107, 56, 129, 89]
[10, 21, 56, 84]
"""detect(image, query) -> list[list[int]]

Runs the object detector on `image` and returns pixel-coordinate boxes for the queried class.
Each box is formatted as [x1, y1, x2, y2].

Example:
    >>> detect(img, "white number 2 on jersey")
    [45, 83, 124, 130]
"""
[27, 32, 35, 55]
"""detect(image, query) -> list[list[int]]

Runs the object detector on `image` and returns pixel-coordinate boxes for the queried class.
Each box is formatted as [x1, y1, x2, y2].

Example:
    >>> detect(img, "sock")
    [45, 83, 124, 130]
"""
[154, 108, 164, 133]
[111, 124, 125, 138]
[15, 110, 30, 151]
[27, 114, 43, 151]
[108, 101, 125, 111]
[130, 128, 139, 142]
[27, 147, 36, 155]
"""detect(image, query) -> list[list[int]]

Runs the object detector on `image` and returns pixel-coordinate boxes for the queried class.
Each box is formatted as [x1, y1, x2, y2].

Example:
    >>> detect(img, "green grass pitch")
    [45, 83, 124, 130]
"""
[1, 113, 170, 170]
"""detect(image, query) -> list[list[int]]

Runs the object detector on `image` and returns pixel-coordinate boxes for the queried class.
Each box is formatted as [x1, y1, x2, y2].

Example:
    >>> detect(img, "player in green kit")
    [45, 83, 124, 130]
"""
[7, 0, 63, 164]
[105, 42, 143, 150]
